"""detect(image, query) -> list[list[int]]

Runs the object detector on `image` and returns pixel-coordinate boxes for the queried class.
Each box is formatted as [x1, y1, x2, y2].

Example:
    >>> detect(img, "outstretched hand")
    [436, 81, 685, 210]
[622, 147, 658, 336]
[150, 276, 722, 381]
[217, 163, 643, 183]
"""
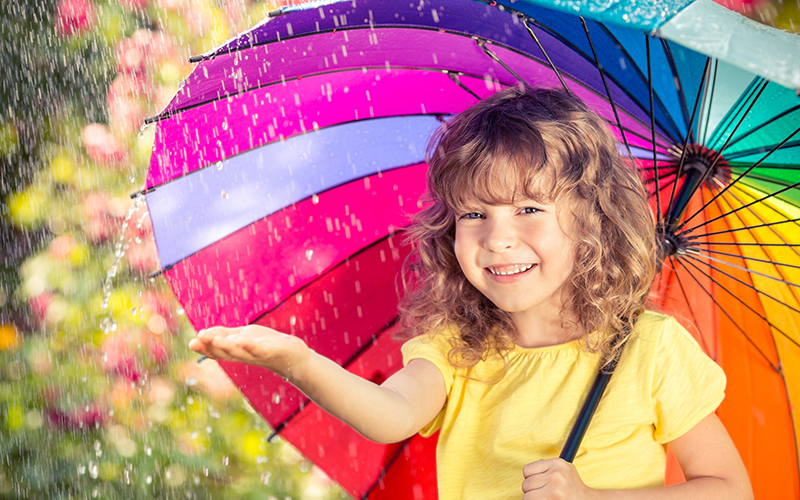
[522, 458, 596, 500]
[188, 325, 311, 379]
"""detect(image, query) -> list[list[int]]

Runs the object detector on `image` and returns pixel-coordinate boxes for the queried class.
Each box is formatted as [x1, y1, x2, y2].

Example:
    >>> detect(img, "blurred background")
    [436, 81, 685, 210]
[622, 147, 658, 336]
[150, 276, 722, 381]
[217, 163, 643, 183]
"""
[0, 0, 796, 498]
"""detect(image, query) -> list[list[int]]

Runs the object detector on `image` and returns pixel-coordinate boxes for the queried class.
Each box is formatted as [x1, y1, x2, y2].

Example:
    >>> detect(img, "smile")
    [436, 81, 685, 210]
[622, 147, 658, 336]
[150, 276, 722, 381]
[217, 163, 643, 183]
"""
[487, 264, 535, 276]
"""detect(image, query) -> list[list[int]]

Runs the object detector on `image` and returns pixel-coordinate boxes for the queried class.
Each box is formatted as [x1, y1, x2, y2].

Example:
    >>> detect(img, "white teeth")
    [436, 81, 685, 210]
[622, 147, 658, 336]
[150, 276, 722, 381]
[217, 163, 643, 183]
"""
[488, 264, 534, 276]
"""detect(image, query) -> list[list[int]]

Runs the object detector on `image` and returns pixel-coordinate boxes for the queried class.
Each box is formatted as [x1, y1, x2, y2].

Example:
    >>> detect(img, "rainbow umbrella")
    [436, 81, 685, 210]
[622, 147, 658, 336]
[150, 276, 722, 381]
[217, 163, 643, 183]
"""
[143, 0, 800, 497]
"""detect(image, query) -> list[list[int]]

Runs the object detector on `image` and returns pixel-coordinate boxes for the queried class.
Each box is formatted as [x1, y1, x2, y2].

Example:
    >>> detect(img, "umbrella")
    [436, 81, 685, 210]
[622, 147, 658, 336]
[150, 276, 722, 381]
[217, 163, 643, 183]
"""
[142, 0, 800, 497]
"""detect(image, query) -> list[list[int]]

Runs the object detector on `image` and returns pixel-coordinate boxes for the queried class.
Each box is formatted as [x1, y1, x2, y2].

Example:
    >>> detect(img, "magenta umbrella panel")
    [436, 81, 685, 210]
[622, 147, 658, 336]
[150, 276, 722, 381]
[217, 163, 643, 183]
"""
[142, 0, 800, 498]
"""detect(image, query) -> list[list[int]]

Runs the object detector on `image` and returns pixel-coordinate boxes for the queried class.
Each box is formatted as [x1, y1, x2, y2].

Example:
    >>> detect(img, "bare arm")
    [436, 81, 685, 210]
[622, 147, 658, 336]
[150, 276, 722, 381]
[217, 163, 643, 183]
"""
[189, 325, 447, 444]
[522, 413, 753, 500]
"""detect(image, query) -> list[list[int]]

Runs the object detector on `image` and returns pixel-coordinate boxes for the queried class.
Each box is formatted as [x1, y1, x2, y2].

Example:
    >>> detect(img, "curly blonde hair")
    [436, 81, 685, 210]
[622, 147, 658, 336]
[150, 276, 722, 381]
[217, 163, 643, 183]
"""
[399, 87, 658, 370]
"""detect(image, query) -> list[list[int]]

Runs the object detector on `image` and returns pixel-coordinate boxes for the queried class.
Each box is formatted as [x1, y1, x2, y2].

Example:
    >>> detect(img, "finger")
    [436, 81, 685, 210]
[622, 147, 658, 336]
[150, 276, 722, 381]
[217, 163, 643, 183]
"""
[204, 335, 257, 362]
[188, 338, 212, 356]
[196, 326, 242, 341]
[521, 473, 549, 493]
[522, 458, 558, 478]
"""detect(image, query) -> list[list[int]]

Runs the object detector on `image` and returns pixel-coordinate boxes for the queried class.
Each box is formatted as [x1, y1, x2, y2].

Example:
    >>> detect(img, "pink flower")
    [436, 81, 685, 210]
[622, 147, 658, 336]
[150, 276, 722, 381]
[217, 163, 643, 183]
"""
[46, 404, 104, 431]
[55, 0, 96, 37]
[81, 123, 127, 166]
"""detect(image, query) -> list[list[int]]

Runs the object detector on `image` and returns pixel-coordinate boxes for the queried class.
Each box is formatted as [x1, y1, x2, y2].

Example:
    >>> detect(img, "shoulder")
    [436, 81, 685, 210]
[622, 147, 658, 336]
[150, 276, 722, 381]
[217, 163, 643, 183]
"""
[628, 311, 695, 348]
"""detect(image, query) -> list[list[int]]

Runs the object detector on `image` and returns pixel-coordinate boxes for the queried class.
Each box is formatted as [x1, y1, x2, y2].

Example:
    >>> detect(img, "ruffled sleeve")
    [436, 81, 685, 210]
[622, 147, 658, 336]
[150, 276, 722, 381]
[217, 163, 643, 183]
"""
[401, 327, 459, 436]
[652, 317, 727, 443]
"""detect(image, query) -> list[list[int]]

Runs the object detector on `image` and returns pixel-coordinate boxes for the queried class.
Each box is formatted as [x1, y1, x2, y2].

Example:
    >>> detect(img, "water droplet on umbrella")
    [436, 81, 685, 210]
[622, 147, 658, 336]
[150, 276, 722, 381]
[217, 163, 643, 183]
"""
[221, 190, 229, 199]
[216, 161, 223, 170]
[312, 194, 319, 204]
[272, 393, 281, 404]
[305, 249, 313, 260]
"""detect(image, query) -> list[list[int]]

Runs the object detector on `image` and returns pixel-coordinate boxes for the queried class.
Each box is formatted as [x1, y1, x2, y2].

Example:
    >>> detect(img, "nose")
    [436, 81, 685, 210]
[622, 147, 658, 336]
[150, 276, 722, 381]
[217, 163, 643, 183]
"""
[482, 218, 516, 253]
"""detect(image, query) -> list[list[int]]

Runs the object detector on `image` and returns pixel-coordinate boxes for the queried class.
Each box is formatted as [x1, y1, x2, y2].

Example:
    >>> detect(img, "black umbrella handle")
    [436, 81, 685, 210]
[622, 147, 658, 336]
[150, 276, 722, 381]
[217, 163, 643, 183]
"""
[559, 327, 629, 463]
[558, 363, 615, 462]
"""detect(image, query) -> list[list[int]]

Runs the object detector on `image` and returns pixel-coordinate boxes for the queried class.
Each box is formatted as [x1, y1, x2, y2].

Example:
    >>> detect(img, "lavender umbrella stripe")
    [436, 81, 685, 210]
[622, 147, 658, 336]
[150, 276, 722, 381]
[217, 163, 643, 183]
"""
[147, 114, 441, 268]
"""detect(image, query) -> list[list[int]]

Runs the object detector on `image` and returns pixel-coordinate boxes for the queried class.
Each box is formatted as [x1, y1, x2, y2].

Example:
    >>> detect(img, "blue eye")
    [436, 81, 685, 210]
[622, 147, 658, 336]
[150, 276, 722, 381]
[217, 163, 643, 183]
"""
[521, 207, 540, 214]
[461, 212, 484, 220]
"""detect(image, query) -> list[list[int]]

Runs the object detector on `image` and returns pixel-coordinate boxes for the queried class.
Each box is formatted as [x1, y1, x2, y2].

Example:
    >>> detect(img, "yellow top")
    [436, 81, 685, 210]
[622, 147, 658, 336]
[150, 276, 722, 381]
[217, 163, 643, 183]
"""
[401, 311, 726, 500]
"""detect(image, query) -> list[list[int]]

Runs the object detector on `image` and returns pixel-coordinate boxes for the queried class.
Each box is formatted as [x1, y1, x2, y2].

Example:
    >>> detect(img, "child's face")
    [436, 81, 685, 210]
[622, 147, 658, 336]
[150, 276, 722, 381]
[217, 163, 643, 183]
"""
[453, 190, 575, 324]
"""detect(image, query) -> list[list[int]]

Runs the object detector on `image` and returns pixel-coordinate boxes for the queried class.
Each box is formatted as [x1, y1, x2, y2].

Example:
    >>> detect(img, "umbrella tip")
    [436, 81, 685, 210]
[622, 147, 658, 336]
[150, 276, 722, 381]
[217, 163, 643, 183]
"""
[267, 8, 283, 18]
[188, 54, 205, 63]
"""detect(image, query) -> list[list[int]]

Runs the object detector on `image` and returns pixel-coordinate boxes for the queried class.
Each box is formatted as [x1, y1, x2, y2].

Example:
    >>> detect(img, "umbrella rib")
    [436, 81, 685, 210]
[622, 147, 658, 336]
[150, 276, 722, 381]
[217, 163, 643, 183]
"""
[706, 78, 765, 150]
[719, 104, 800, 152]
[646, 35, 662, 225]
[527, 15, 680, 145]
[579, 17, 635, 167]
[666, 257, 715, 356]
[684, 249, 800, 291]
[477, 39, 531, 89]
[732, 172, 800, 191]
[676, 124, 800, 234]
[681, 252, 800, 318]
[725, 141, 800, 161]
[681, 254, 800, 353]
[685, 216, 800, 240]
[521, 16, 571, 94]
[677, 79, 769, 229]
[699, 60, 718, 145]
[694, 247, 800, 272]
[594, 23, 686, 141]
[678, 178, 800, 236]
[660, 39, 692, 133]
[665, 58, 710, 224]
[674, 257, 782, 370]
[703, 181, 800, 263]
[446, 71, 482, 101]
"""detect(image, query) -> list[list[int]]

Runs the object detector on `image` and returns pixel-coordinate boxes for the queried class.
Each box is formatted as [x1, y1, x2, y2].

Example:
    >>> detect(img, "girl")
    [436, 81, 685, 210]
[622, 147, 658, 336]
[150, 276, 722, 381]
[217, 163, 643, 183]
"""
[189, 87, 752, 499]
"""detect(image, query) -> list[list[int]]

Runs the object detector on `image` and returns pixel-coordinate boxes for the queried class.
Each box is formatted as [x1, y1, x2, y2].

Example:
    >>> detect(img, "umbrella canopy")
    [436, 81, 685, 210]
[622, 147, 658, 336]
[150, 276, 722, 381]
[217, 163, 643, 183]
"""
[143, 0, 800, 497]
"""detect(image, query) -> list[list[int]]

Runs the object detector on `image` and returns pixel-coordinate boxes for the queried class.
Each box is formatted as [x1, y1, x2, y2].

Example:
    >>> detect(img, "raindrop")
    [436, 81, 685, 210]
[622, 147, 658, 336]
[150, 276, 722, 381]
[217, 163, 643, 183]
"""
[176, 307, 185, 315]
[145, 446, 152, 456]
[215, 161, 223, 171]
[100, 317, 117, 334]
[272, 393, 281, 404]
[78, 465, 86, 476]
[190, 431, 199, 439]
[222, 456, 229, 466]
[131, 307, 138, 316]
[262, 471, 272, 485]
[221, 190, 229, 199]
[222, 120, 229, 131]
[203, 467, 209, 477]
[89, 461, 98, 479]
[305, 249, 313, 260]
[146, 475, 152, 484]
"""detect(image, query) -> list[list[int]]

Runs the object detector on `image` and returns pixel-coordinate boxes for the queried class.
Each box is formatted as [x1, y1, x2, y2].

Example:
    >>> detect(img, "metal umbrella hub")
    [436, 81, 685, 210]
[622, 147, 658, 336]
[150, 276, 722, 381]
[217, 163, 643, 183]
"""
[658, 144, 732, 259]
